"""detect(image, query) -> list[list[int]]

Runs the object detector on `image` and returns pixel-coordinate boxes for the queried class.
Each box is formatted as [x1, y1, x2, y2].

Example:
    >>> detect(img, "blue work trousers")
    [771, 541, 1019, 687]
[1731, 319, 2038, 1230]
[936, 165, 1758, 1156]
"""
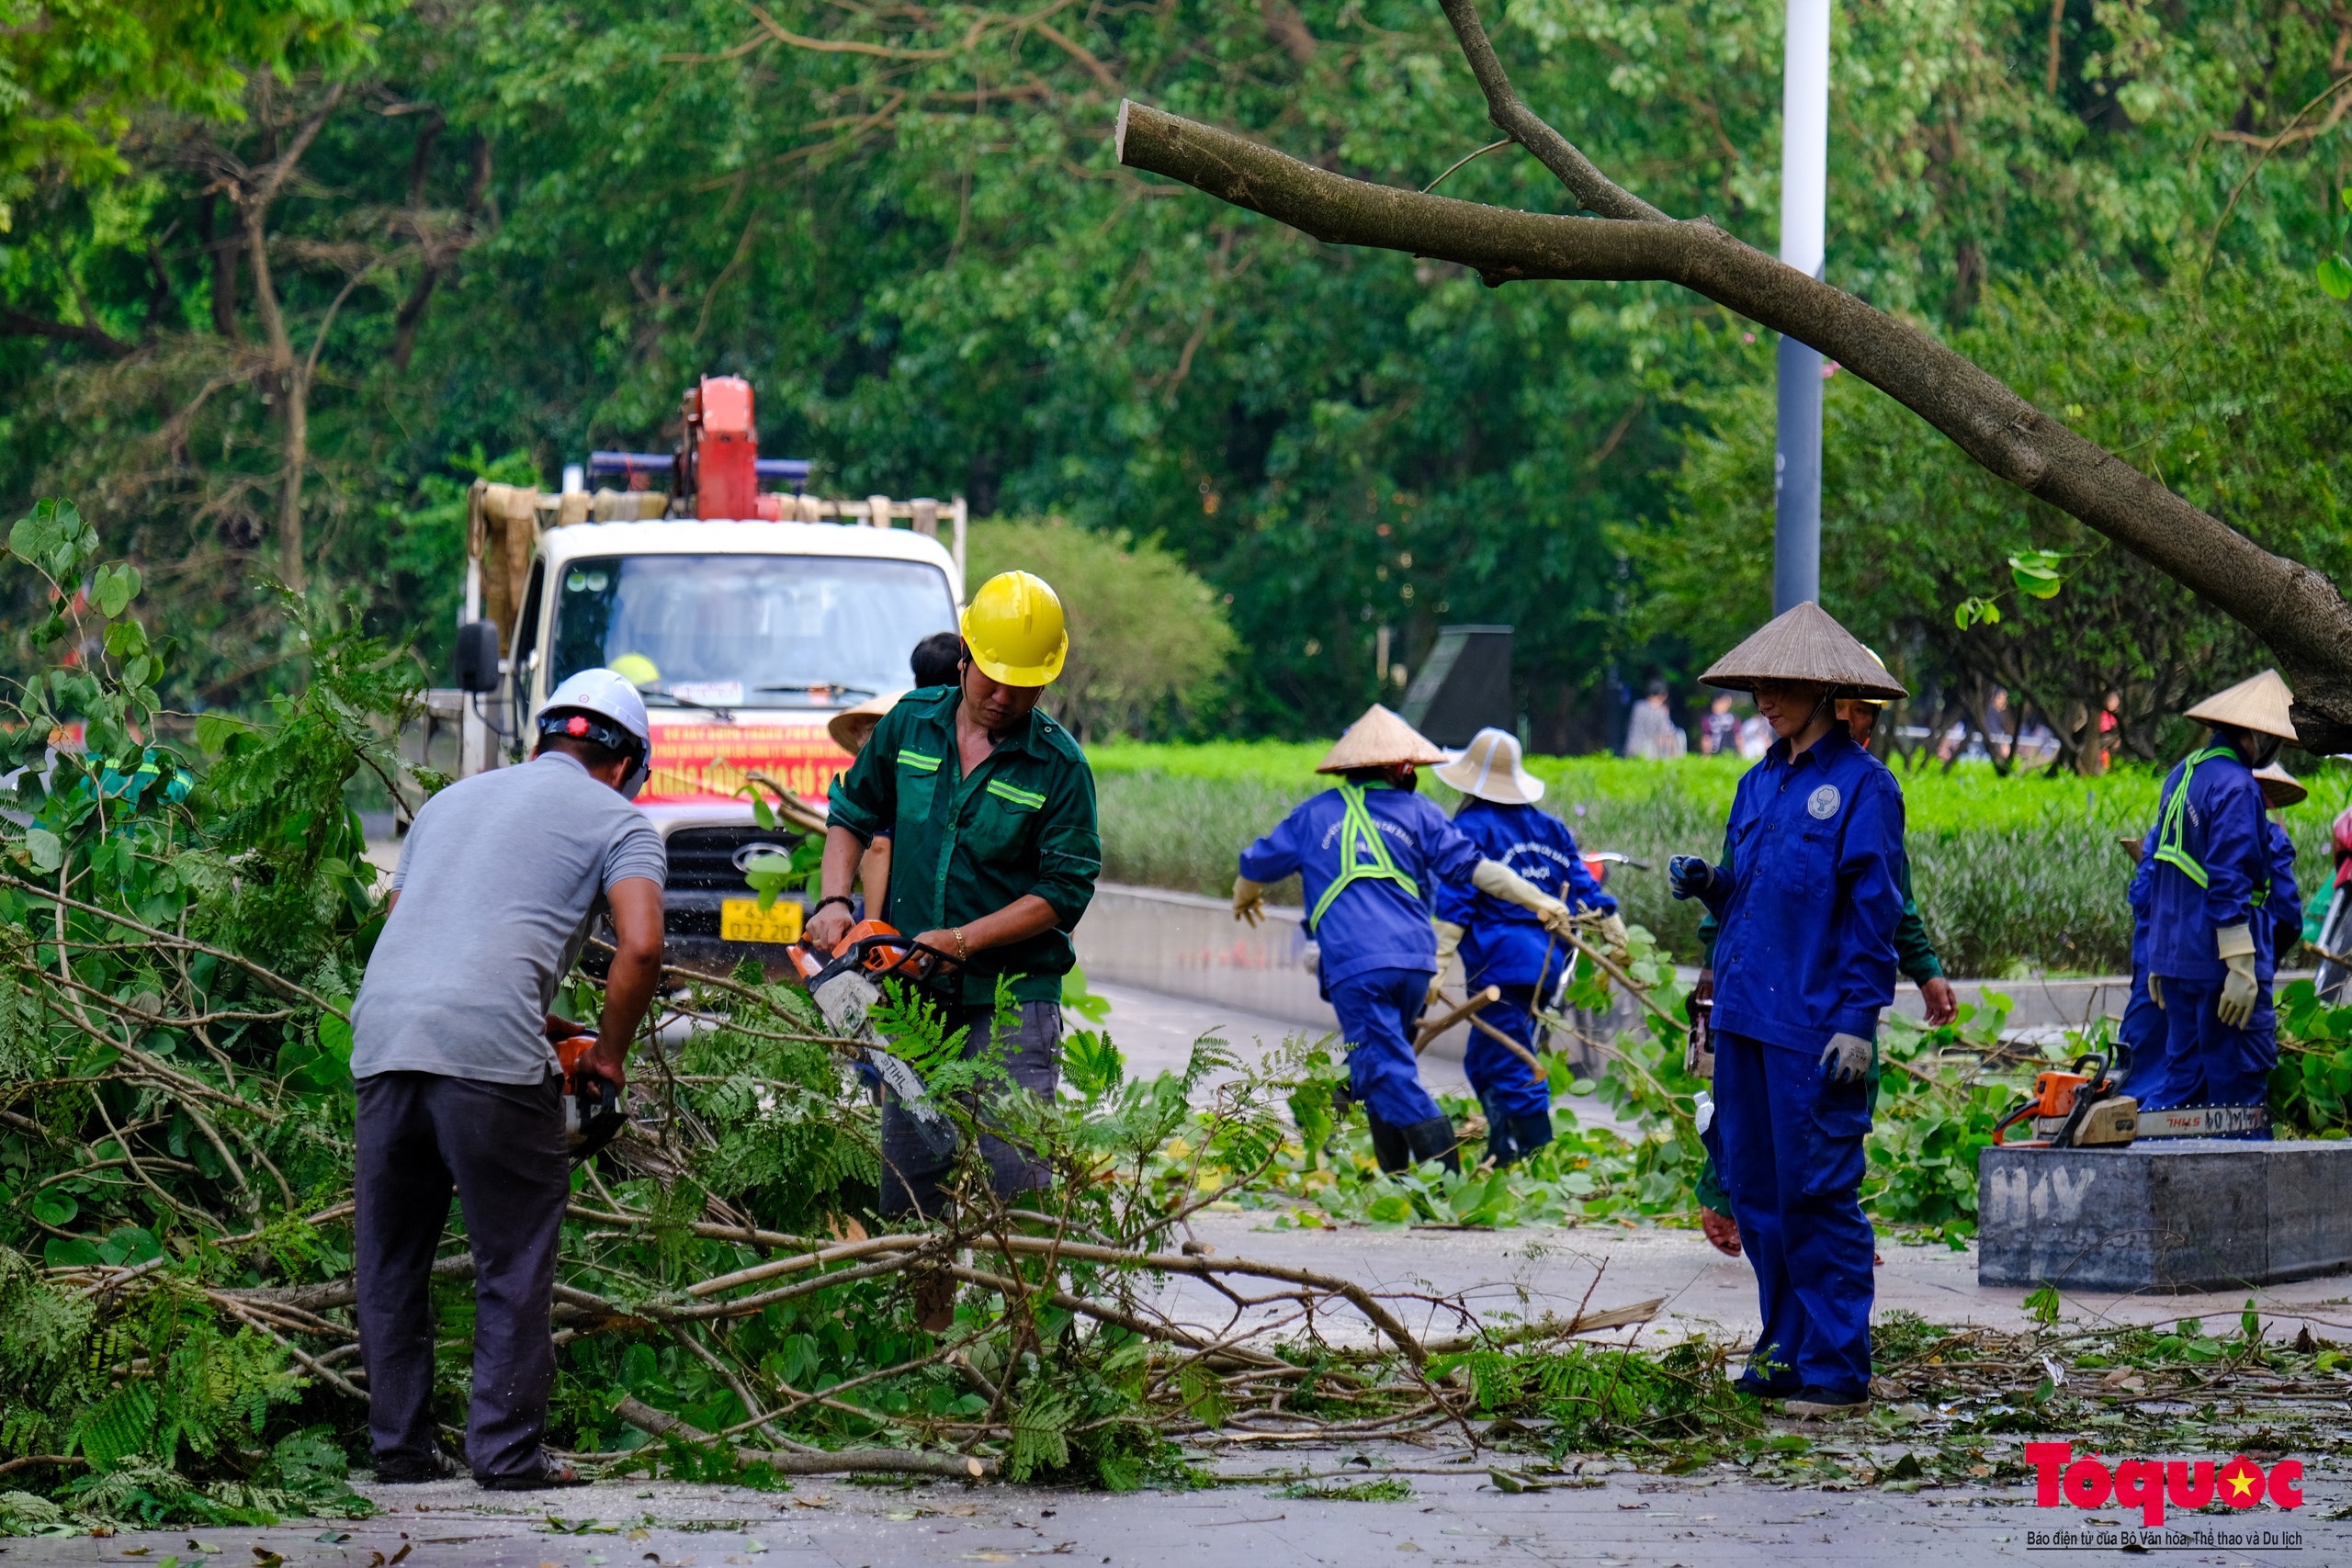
[2141, 976, 2276, 1133]
[1467, 986, 1554, 1124]
[1329, 966, 1444, 1128]
[1713, 1030, 1875, 1402]
[2116, 965, 2167, 1105]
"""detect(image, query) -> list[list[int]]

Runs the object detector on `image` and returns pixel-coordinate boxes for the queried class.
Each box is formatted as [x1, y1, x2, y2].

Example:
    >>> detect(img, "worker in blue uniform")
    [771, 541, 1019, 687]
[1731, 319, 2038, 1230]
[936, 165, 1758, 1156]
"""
[1235, 706, 1585, 1176]
[2134, 671, 2300, 1131]
[2254, 763, 2307, 973]
[1668, 602, 1907, 1420]
[1430, 728, 1628, 1167]
[2118, 840, 2162, 1100]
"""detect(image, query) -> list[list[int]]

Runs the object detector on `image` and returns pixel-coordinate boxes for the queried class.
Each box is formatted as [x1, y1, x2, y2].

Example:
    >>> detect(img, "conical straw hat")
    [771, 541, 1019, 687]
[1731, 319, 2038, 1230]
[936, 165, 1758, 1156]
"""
[2184, 670, 2298, 743]
[1699, 602, 1908, 700]
[1434, 727, 1545, 805]
[826, 691, 905, 757]
[2254, 761, 2307, 809]
[1317, 705, 1449, 773]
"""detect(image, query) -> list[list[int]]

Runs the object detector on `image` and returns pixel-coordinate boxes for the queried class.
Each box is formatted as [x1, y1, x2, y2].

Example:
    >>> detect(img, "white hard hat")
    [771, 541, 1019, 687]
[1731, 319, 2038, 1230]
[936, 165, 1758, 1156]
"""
[538, 668, 653, 798]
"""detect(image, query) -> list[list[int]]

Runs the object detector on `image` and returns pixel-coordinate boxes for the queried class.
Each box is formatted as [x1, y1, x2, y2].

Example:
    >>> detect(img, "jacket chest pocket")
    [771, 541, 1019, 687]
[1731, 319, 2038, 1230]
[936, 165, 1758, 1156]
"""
[964, 776, 1045, 863]
[896, 750, 944, 824]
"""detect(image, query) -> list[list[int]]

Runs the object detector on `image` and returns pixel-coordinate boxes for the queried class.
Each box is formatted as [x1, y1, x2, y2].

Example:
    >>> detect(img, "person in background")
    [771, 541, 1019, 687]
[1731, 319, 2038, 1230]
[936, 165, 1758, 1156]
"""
[1690, 685, 1953, 1258]
[1699, 693, 1740, 757]
[2132, 671, 2299, 1129]
[2097, 691, 2123, 773]
[1234, 706, 1585, 1175]
[1668, 603, 1906, 1420]
[825, 633, 978, 911]
[1431, 728, 1629, 1167]
[1624, 680, 1685, 760]
[1736, 711, 1774, 760]
[2256, 761, 2307, 981]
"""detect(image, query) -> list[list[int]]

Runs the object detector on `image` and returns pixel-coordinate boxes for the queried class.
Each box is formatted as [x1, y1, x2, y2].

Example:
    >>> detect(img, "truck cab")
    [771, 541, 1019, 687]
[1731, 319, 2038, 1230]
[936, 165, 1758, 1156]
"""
[434, 376, 965, 976]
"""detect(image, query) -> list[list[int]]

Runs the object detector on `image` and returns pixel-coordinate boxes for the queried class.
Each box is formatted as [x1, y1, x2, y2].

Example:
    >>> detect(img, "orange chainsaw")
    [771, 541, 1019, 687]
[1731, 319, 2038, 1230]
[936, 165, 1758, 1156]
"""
[552, 1030, 626, 1159]
[1991, 1050, 2137, 1148]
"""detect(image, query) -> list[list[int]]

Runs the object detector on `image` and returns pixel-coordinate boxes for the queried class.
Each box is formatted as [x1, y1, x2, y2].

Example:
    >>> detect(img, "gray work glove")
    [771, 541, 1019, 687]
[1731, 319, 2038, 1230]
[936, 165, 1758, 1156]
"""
[2216, 923, 2258, 1029]
[1668, 855, 1715, 901]
[1818, 1032, 1874, 1085]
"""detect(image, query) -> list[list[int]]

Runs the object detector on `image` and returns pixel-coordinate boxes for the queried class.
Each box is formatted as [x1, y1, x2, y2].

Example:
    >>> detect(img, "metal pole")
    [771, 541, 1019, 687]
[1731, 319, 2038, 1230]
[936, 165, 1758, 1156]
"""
[1773, 0, 1831, 615]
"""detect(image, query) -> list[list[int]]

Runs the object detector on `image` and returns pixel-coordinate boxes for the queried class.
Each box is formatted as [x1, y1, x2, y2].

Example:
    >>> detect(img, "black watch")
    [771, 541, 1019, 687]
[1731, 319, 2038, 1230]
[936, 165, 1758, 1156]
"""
[811, 895, 855, 919]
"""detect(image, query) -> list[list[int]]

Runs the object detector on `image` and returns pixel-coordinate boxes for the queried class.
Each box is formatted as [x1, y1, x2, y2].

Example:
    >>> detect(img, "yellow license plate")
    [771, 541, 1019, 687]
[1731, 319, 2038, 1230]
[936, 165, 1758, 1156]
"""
[720, 897, 804, 944]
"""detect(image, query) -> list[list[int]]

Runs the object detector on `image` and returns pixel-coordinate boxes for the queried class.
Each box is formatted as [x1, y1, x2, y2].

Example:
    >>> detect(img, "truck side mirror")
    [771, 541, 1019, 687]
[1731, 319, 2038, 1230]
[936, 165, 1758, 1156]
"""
[455, 621, 503, 693]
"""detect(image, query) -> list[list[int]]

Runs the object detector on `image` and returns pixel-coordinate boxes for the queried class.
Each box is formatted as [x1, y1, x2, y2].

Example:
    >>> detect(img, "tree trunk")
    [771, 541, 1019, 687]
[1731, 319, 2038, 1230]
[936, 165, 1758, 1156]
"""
[1111, 98, 2352, 751]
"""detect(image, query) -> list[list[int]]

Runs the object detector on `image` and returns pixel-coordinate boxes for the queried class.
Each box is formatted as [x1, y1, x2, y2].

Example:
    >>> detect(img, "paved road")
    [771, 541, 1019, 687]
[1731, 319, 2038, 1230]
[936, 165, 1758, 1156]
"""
[2, 1457, 2340, 1568]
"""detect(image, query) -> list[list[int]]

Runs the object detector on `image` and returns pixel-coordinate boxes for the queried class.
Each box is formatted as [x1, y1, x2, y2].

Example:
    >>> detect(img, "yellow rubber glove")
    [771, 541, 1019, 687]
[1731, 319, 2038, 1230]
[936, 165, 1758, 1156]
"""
[2149, 974, 2165, 1011]
[2215, 923, 2258, 1028]
[1430, 919, 1464, 1008]
[1470, 858, 1572, 933]
[1232, 875, 1268, 928]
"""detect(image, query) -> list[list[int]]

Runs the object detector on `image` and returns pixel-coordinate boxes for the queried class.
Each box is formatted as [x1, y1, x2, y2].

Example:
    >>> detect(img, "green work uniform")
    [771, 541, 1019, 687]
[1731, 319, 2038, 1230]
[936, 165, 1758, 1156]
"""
[1692, 846, 1940, 1214]
[825, 686, 1102, 1007]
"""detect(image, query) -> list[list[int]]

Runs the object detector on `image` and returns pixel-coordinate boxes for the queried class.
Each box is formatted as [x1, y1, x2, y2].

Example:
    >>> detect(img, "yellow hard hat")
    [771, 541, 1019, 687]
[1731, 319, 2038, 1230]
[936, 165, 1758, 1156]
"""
[959, 570, 1067, 687]
[610, 652, 661, 686]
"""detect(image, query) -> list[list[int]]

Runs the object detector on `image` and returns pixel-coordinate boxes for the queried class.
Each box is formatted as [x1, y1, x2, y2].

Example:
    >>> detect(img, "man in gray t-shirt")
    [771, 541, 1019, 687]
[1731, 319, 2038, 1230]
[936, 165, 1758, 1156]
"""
[351, 670, 666, 1490]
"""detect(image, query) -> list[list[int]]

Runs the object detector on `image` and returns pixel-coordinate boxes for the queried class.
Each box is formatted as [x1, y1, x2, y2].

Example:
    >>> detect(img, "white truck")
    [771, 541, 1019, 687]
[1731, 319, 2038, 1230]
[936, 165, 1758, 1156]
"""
[426, 375, 966, 975]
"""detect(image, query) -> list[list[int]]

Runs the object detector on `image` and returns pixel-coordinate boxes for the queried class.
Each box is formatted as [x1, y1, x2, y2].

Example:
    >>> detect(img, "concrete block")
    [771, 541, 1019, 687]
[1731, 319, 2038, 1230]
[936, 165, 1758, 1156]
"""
[1977, 1139, 2352, 1292]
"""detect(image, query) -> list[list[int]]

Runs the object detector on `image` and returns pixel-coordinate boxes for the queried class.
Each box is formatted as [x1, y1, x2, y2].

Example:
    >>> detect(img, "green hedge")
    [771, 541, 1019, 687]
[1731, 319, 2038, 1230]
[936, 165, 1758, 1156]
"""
[1085, 744, 2348, 978]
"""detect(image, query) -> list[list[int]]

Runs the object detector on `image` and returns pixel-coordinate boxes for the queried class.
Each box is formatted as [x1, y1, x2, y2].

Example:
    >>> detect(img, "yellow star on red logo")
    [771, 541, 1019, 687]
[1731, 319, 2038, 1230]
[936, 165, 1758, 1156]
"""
[2218, 1456, 2264, 1506]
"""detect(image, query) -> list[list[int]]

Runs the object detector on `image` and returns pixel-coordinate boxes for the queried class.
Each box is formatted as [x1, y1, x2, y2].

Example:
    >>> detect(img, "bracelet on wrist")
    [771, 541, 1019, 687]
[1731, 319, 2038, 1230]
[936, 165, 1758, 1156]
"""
[811, 895, 855, 919]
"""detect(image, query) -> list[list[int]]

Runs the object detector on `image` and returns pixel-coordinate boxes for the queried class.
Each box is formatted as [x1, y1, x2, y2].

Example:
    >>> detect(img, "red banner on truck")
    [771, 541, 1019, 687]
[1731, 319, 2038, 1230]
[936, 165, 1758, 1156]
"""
[639, 722, 851, 807]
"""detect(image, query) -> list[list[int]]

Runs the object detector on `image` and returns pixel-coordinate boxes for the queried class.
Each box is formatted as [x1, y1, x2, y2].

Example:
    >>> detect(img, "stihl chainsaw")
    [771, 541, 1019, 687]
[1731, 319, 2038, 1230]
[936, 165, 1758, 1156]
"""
[788, 919, 961, 1154]
[1991, 1049, 2137, 1148]
[553, 1030, 628, 1161]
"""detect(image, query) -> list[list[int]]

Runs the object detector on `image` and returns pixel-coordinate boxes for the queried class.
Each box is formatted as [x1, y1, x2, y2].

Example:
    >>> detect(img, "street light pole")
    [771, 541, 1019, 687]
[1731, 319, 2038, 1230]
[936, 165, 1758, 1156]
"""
[1773, 0, 1830, 614]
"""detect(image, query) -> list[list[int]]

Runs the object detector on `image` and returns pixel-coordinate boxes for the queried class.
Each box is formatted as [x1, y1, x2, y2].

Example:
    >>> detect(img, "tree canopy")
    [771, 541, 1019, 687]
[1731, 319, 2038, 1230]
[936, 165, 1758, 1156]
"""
[2, 0, 2348, 744]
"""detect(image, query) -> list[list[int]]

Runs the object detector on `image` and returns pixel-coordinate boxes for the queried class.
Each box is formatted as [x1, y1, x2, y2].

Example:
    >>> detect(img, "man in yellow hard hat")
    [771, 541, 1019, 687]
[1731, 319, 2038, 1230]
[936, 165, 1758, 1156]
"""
[808, 571, 1101, 1220]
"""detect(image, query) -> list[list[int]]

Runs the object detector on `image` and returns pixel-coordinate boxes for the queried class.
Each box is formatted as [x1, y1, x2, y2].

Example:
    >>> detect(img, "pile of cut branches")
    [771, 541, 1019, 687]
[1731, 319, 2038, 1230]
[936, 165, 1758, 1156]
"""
[0, 501, 1667, 1531]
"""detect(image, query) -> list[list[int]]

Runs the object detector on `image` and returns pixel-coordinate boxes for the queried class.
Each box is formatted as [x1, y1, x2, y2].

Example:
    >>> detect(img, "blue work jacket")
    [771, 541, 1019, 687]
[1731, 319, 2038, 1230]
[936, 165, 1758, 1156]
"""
[2128, 834, 2154, 972]
[1434, 799, 1616, 989]
[1238, 784, 1481, 991]
[2143, 747, 2270, 982]
[2266, 819, 2302, 973]
[1699, 727, 1906, 1054]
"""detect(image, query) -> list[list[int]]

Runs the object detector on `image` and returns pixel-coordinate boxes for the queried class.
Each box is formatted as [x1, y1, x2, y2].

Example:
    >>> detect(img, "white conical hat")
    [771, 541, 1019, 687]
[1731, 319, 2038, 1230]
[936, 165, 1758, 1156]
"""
[826, 691, 905, 757]
[1316, 705, 1449, 773]
[2254, 761, 2307, 809]
[1434, 727, 1545, 805]
[1699, 602, 1908, 700]
[2184, 670, 2298, 743]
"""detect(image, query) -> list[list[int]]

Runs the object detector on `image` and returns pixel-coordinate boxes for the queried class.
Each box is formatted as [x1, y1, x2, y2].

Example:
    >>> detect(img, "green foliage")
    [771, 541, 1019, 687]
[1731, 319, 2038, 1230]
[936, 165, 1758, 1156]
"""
[968, 522, 1238, 740]
[1438, 1334, 1758, 1455]
[1273, 1475, 1411, 1500]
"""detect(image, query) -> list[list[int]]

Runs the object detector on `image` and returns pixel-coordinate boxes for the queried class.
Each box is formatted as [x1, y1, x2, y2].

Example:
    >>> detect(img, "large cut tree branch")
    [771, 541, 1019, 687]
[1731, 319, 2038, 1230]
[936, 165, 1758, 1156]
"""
[1112, 98, 2352, 750]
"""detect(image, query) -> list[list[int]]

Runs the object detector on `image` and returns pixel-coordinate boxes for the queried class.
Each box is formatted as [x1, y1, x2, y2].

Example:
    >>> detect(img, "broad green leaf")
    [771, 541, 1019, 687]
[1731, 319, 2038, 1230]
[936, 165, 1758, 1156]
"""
[749, 791, 776, 829]
[2322, 254, 2352, 300]
[24, 828, 62, 872]
[93, 561, 141, 617]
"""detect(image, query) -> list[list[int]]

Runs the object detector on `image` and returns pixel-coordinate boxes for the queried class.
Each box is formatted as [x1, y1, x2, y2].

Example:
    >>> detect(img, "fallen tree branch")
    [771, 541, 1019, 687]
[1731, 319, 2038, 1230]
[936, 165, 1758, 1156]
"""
[612, 1394, 994, 1477]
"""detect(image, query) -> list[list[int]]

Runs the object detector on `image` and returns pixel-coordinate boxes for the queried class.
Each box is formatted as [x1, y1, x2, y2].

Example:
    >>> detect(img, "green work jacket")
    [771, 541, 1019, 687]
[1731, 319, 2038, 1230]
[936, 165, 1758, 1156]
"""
[826, 685, 1101, 1006]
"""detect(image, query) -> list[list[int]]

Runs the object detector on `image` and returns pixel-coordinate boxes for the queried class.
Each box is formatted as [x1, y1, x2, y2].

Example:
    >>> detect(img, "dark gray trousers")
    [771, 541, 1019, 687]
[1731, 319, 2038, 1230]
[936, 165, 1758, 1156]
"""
[878, 1000, 1062, 1219]
[355, 1070, 570, 1481]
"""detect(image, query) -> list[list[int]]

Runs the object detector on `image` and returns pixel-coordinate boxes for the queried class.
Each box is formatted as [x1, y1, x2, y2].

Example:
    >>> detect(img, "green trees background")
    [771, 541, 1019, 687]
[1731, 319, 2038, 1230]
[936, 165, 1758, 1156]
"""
[2, 0, 2348, 746]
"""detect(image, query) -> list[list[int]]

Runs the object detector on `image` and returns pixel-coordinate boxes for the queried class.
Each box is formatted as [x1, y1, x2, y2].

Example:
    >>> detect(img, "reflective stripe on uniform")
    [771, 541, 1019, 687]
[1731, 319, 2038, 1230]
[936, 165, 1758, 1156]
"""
[1307, 780, 1422, 933]
[2154, 746, 2271, 906]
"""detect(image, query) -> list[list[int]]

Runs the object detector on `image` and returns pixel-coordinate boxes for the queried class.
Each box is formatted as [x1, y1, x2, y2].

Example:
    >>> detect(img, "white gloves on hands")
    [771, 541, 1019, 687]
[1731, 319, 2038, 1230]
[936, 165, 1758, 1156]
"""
[1594, 911, 1631, 962]
[2216, 922, 2259, 1028]
[1430, 919, 1464, 1008]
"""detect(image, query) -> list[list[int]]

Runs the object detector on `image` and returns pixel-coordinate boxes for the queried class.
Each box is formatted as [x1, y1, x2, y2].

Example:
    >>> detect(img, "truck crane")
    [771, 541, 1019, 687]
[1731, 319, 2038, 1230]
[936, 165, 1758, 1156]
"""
[427, 374, 966, 976]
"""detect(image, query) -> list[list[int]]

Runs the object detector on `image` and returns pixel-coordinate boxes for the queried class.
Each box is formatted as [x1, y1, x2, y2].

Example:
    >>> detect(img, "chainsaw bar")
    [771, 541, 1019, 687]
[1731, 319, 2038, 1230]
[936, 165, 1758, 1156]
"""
[2132, 1102, 2270, 1138]
[808, 967, 958, 1156]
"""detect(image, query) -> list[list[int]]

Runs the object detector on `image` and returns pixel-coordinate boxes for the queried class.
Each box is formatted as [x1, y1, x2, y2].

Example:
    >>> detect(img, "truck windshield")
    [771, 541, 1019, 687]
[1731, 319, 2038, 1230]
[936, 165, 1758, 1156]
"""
[548, 554, 957, 708]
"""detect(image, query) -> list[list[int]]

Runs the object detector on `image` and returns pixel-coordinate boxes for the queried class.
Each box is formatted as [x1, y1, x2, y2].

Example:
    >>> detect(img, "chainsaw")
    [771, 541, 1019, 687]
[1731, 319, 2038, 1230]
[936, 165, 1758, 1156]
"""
[1990, 1049, 2138, 1148]
[788, 919, 961, 1154]
[553, 1031, 628, 1160]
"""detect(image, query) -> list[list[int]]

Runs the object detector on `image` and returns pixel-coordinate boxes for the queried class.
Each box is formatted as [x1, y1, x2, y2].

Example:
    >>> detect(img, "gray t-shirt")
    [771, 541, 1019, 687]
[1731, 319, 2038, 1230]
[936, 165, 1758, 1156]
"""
[351, 751, 667, 1084]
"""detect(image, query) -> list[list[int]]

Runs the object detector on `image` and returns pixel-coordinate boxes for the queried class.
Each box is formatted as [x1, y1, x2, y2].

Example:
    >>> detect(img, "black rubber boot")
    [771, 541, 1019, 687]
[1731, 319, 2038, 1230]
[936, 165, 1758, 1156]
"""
[1367, 1112, 1412, 1174]
[1503, 1112, 1555, 1165]
[1401, 1115, 1462, 1175]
